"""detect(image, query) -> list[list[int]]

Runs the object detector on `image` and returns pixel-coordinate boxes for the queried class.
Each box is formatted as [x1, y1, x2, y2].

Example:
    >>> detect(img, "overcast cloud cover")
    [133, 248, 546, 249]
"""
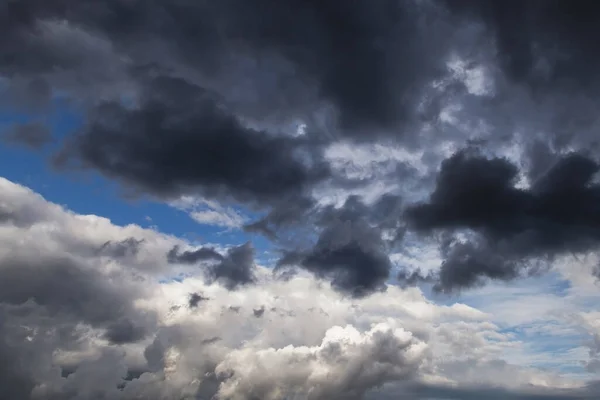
[2, 0, 600, 399]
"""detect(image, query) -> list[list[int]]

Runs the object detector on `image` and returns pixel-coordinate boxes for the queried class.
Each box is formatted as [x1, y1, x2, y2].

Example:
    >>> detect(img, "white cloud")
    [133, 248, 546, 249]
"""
[0, 177, 596, 399]
[447, 56, 496, 97]
[170, 195, 247, 229]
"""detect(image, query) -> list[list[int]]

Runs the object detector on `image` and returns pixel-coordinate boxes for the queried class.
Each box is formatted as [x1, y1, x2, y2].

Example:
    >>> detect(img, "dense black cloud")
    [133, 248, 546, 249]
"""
[167, 245, 223, 265]
[55, 75, 329, 207]
[244, 195, 317, 241]
[188, 292, 209, 308]
[0, 254, 154, 340]
[0, 0, 465, 134]
[278, 196, 397, 297]
[193, 0, 456, 133]
[444, 1, 600, 92]
[405, 150, 600, 291]
[168, 242, 256, 290]
[208, 242, 256, 290]
[433, 238, 524, 293]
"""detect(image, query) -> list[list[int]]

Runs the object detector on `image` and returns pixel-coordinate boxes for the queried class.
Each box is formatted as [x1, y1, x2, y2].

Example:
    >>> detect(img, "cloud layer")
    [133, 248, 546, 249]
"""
[0, 177, 595, 399]
[2, 0, 600, 398]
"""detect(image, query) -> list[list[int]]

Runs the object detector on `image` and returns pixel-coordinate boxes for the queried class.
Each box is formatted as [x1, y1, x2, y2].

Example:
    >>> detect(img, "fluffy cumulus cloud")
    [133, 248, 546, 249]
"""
[2, 0, 600, 398]
[0, 178, 594, 399]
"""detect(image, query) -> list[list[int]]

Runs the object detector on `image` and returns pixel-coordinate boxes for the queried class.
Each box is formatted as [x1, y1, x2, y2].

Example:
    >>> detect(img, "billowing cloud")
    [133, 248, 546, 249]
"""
[168, 242, 256, 290]
[6, 0, 597, 297]
[0, 0, 471, 132]
[444, 1, 600, 92]
[276, 195, 406, 297]
[215, 323, 426, 400]
[0, 177, 591, 399]
[2, 1, 600, 397]
[55, 75, 330, 209]
[404, 150, 600, 291]
[278, 218, 391, 297]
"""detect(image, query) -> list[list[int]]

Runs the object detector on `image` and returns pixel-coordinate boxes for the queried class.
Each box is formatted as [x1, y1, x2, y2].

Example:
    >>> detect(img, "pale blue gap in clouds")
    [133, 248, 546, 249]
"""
[446, 272, 593, 380]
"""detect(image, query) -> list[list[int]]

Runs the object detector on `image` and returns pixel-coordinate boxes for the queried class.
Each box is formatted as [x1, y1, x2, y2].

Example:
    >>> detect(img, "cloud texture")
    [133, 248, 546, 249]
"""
[0, 177, 594, 399]
[2, 0, 600, 398]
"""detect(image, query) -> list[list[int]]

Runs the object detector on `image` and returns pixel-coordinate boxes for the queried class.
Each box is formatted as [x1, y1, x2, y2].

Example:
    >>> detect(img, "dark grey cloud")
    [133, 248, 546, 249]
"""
[0, 1, 80, 76]
[0, 0, 497, 298]
[98, 237, 145, 259]
[1, 121, 52, 149]
[196, 0, 457, 134]
[1, 0, 599, 301]
[0, 247, 160, 398]
[0, 0, 466, 134]
[0, 305, 42, 400]
[103, 317, 147, 345]
[1, 176, 598, 399]
[253, 306, 265, 318]
[209, 242, 256, 290]
[167, 245, 223, 265]
[188, 292, 209, 309]
[0, 207, 21, 227]
[404, 149, 600, 292]
[0, 2, 466, 160]
[0, 0, 136, 111]
[433, 238, 525, 293]
[55, 75, 329, 209]
[0, 302, 72, 400]
[0, 254, 154, 341]
[168, 242, 256, 290]
[247, 192, 405, 259]
[277, 196, 397, 297]
[0, 256, 129, 325]
[317, 194, 405, 246]
[2, 5, 600, 398]
[444, 1, 600, 93]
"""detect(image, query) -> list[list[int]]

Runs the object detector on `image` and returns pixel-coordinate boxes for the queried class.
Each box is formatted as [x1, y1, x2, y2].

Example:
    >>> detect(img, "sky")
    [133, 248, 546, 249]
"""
[1, 0, 600, 399]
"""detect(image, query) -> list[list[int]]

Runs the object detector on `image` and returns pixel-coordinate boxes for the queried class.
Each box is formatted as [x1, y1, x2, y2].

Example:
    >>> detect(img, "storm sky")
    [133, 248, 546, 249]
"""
[1, 1, 600, 399]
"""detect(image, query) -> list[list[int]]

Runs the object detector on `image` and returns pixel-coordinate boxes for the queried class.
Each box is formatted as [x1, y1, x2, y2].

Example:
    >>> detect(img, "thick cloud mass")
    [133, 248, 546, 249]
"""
[56, 75, 329, 206]
[405, 150, 600, 291]
[277, 195, 405, 297]
[168, 242, 256, 290]
[167, 245, 224, 265]
[445, 1, 600, 91]
[0, 178, 595, 399]
[279, 219, 391, 297]
[0, 0, 462, 132]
